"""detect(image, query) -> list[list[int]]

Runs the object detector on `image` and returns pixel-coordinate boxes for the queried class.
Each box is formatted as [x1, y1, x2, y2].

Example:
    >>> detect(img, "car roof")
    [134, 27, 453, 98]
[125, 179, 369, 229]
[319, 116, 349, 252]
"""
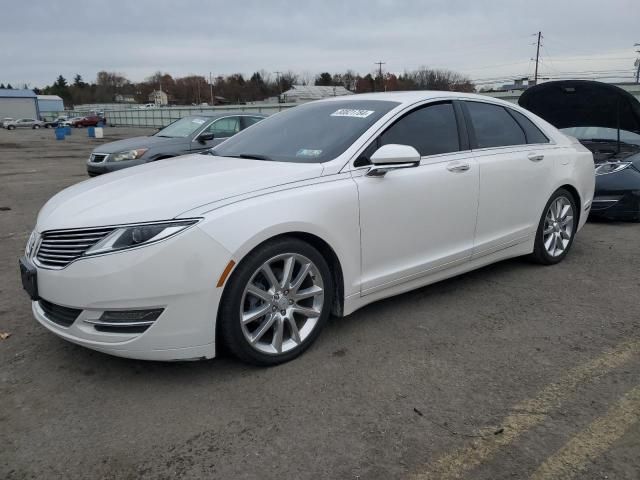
[315, 90, 515, 108]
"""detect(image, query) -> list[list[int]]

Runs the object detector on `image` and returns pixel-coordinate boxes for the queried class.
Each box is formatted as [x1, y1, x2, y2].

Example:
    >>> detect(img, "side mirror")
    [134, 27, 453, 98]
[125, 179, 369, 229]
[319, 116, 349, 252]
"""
[198, 132, 215, 143]
[367, 144, 420, 177]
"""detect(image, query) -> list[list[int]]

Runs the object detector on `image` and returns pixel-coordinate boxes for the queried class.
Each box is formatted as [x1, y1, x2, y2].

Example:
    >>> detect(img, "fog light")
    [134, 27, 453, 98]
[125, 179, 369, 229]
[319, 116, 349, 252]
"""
[99, 309, 163, 323]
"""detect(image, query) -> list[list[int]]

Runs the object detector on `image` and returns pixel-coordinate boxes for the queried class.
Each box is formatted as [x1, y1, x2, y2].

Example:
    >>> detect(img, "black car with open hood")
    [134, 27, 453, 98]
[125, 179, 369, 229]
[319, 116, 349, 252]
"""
[519, 80, 640, 221]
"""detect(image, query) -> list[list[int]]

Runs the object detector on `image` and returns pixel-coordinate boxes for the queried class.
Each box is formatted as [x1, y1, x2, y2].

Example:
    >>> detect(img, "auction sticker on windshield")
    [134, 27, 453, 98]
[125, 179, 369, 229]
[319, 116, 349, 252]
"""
[192, 119, 206, 124]
[330, 109, 375, 118]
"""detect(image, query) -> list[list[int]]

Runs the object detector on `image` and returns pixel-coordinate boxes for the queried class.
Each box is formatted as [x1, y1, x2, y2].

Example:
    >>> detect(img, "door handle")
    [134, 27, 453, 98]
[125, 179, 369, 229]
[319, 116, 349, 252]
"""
[528, 152, 544, 162]
[447, 162, 470, 173]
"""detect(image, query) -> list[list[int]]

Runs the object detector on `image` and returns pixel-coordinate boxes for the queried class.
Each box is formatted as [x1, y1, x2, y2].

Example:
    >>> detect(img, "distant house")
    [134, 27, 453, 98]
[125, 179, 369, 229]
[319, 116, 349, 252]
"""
[36, 95, 64, 115]
[280, 85, 353, 103]
[148, 90, 168, 106]
[0, 89, 39, 120]
[114, 93, 136, 103]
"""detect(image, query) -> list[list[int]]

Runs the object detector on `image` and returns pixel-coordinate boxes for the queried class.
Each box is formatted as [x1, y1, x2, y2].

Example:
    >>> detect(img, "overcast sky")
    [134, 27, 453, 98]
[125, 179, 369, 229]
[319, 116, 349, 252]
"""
[1, 0, 638, 88]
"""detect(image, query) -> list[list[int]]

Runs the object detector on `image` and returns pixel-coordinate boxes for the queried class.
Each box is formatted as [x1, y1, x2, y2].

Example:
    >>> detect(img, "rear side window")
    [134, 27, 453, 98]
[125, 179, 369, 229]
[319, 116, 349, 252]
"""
[380, 102, 459, 156]
[507, 109, 549, 144]
[466, 102, 526, 148]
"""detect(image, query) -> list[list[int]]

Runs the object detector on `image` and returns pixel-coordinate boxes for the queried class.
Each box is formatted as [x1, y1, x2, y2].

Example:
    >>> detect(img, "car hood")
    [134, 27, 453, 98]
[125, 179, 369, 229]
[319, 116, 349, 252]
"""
[36, 154, 324, 231]
[92, 135, 183, 154]
[518, 80, 640, 133]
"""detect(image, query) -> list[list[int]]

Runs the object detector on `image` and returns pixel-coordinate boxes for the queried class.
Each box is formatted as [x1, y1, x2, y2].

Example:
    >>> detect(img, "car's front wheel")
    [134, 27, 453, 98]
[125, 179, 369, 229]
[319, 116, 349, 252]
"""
[219, 237, 333, 365]
[33, 125, 40, 129]
[530, 188, 577, 265]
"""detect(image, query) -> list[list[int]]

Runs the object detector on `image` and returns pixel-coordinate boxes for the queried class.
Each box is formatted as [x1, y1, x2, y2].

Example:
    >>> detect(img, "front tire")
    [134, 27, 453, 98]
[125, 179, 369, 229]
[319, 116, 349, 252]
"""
[33, 125, 40, 129]
[530, 188, 577, 265]
[219, 237, 333, 366]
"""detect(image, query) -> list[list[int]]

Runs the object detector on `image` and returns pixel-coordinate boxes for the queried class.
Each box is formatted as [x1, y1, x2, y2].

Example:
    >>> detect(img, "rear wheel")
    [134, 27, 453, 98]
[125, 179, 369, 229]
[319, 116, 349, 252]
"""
[219, 237, 333, 366]
[530, 188, 577, 265]
[33, 125, 40, 129]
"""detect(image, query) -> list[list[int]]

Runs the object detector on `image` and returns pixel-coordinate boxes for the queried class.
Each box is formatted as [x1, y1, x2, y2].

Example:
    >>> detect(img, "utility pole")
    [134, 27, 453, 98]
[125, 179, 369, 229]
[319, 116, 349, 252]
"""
[634, 44, 640, 84]
[374, 61, 386, 91]
[209, 72, 214, 105]
[534, 31, 542, 85]
[274, 71, 283, 95]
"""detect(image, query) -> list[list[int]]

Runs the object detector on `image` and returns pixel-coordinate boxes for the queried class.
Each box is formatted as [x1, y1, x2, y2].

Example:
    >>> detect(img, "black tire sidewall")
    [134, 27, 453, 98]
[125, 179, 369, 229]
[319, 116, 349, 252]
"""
[533, 188, 578, 265]
[219, 237, 333, 366]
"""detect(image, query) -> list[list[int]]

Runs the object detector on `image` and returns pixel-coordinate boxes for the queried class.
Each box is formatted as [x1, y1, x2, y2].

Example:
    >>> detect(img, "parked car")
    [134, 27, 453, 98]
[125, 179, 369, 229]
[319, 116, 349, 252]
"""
[519, 80, 640, 221]
[60, 117, 83, 127]
[5, 118, 45, 130]
[2, 117, 14, 128]
[72, 115, 101, 128]
[43, 116, 69, 128]
[20, 92, 594, 365]
[86, 113, 266, 176]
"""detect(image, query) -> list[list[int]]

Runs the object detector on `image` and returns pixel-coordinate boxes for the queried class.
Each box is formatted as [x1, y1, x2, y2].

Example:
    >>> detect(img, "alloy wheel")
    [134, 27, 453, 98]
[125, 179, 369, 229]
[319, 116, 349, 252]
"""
[240, 253, 324, 355]
[543, 196, 574, 257]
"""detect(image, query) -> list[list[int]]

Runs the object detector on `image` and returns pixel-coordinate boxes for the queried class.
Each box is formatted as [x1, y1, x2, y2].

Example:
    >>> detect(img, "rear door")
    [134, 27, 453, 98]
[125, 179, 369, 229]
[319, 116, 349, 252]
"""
[462, 101, 556, 257]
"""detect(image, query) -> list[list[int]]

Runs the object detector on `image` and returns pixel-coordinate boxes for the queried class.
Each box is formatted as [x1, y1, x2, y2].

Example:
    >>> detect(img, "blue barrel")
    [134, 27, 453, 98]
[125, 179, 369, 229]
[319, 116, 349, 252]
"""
[64, 126, 71, 135]
[55, 127, 65, 140]
[87, 127, 95, 138]
[97, 121, 104, 127]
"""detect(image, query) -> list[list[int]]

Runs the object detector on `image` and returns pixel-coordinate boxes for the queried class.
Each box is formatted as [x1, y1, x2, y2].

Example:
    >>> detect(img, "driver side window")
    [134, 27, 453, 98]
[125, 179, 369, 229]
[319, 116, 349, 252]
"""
[356, 102, 461, 166]
[207, 117, 240, 137]
[380, 102, 460, 156]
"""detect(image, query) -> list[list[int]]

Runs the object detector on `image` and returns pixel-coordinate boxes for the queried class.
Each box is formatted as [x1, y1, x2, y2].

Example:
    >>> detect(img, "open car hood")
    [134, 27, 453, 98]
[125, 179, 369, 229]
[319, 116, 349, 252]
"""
[518, 80, 640, 134]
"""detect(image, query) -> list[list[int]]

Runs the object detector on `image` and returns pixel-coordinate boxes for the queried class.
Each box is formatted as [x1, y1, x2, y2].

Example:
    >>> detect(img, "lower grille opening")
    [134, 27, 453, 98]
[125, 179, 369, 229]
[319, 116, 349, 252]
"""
[85, 308, 164, 334]
[39, 299, 82, 327]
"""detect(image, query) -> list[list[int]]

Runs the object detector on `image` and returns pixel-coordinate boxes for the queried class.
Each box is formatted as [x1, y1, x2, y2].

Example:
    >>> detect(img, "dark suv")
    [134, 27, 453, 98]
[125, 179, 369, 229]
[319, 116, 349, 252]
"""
[86, 113, 266, 176]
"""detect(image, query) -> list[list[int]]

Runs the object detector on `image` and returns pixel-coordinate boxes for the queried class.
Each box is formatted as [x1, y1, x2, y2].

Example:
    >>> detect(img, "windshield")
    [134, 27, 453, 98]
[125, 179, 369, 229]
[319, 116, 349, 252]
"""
[211, 100, 400, 163]
[561, 126, 640, 146]
[155, 117, 208, 138]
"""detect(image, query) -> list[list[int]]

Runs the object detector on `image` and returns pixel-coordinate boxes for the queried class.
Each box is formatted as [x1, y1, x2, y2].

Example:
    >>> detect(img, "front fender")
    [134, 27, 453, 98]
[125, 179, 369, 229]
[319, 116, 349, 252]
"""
[194, 174, 362, 297]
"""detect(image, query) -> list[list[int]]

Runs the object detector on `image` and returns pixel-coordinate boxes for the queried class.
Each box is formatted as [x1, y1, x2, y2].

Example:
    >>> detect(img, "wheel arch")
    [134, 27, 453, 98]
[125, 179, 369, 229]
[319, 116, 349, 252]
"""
[221, 231, 345, 318]
[557, 183, 582, 226]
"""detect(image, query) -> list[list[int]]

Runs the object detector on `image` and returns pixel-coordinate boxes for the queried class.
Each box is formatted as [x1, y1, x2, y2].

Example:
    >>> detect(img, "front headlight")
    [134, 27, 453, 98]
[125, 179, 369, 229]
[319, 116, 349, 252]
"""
[110, 148, 148, 162]
[85, 219, 199, 255]
[595, 162, 632, 176]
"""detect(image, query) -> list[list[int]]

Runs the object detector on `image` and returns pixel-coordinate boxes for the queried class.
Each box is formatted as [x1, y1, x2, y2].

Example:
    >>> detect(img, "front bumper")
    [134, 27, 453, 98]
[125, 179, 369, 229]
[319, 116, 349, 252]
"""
[27, 226, 233, 360]
[589, 168, 640, 221]
[87, 158, 146, 176]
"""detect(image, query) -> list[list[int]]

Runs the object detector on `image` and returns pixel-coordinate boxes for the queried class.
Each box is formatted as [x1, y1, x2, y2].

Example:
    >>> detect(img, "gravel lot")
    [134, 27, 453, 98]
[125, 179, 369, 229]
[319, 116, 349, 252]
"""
[1, 127, 639, 479]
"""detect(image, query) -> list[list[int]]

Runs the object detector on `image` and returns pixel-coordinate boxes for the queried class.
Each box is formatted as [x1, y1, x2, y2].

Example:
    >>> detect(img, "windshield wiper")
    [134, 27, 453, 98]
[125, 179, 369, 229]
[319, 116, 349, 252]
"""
[217, 153, 274, 161]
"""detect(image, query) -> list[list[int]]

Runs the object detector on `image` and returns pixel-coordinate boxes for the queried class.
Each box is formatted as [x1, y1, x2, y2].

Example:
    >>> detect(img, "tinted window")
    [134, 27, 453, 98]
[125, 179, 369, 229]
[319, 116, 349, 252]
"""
[380, 102, 459, 156]
[466, 102, 526, 148]
[212, 100, 399, 163]
[508, 109, 549, 144]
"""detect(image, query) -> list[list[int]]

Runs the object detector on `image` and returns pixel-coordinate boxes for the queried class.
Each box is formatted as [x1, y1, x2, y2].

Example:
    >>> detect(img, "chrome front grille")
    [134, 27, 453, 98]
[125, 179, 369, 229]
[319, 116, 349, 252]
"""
[36, 227, 116, 268]
[89, 153, 109, 163]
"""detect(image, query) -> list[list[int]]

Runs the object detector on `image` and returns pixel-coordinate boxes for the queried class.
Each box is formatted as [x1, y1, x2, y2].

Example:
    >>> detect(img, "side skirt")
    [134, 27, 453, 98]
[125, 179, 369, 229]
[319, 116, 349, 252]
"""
[342, 238, 534, 316]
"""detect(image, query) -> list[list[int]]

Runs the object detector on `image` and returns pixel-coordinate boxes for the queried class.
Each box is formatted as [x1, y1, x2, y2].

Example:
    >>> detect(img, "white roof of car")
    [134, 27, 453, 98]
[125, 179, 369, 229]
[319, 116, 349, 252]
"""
[317, 90, 513, 107]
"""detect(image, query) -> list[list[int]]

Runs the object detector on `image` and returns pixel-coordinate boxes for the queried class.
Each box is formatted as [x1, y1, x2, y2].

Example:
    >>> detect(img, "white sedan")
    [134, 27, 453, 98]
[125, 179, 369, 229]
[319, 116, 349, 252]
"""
[20, 92, 595, 365]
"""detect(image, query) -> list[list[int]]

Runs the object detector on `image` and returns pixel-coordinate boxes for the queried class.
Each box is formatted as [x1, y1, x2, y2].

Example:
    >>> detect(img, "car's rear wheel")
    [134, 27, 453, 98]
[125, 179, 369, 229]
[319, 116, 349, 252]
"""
[33, 125, 40, 129]
[219, 237, 333, 366]
[530, 188, 577, 265]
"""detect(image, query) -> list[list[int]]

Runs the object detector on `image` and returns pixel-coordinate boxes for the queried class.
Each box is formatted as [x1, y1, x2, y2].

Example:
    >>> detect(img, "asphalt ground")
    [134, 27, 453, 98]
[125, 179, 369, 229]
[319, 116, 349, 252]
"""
[1, 126, 639, 479]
